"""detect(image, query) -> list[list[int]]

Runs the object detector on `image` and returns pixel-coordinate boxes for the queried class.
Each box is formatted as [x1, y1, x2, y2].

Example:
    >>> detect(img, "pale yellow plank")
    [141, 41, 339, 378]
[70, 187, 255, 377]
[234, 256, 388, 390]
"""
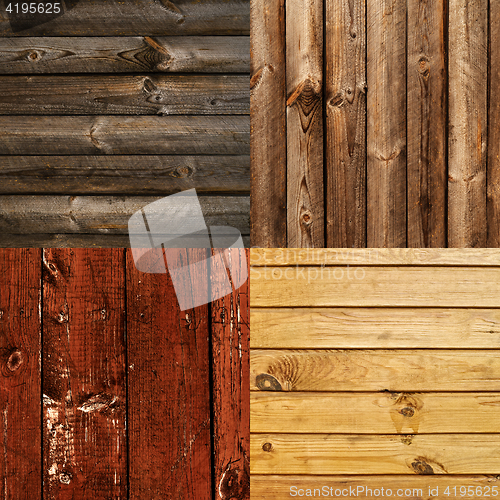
[250, 308, 500, 348]
[251, 350, 500, 392]
[251, 434, 500, 474]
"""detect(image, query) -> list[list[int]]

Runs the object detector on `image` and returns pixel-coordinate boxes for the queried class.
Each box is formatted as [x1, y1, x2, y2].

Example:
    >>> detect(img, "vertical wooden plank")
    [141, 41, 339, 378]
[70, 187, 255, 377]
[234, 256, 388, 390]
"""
[42, 249, 126, 499]
[212, 249, 250, 500]
[407, 0, 447, 247]
[367, 0, 407, 247]
[488, 1, 500, 247]
[286, 0, 324, 247]
[326, 0, 367, 248]
[448, 0, 488, 247]
[127, 249, 212, 499]
[0, 249, 41, 499]
[250, 0, 287, 247]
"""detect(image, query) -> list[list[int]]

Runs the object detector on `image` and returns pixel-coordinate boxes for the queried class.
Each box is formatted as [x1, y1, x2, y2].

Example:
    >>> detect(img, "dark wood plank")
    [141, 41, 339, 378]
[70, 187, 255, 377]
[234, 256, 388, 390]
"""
[0, 36, 250, 74]
[212, 249, 250, 500]
[42, 249, 126, 498]
[0, 195, 249, 235]
[448, 0, 488, 247]
[366, 0, 406, 247]
[126, 249, 212, 498]
[0, 75, 249, 115]
[488, 2, 500, 247]
[0, 0, 249, 36]
[0, 155, 249, 195]
[250, 0, 286, 247]
[407, 0, 447, 247]
[286, 0, 324, 247]
[326, 0, 366, 248]
[0, 249, 41, 499]
[0, 116, 250, 155]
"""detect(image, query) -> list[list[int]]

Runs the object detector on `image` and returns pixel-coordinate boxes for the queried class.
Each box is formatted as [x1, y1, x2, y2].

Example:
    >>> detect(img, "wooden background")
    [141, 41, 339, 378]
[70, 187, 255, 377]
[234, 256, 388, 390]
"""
[250, 248, 500, 498]
[0, 248, 249, 499]
[0, 0, 250, 247]
[251, 0, 500, 248]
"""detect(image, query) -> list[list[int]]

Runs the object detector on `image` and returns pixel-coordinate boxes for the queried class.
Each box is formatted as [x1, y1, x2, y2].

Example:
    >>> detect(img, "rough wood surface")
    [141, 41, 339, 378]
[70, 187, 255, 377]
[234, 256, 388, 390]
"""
[250, 0, 286, 247]
[251, 349, 500, 392]
[251, 392, 500, 434]
[212, 249, 250, 500]
[0, 116, 250, 155]
[448, 0, 488, 247]
[326, 0, 366, 247]
[126, 249, 212, 499]
[250, 307, 500, 349]
[42, 248, 126, 498]
[366, 0, 406, 247]
[0, 0, 250, 36]
[0, 36, 250, 74]
[407, 0, 447, 247]
[0, 155, 250, 195]
[286, 0, 323, 247]
[0, 249, 41, 499]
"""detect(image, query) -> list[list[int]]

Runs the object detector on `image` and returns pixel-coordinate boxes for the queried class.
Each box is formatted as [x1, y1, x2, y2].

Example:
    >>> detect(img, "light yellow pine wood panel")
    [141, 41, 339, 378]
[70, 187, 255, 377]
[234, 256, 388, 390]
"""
[251, 350, 500, 392]
[251, 392, 500, 434]
[250, 434, 500, 474]
[251, 475, 500, 499]
[251, 308, 500, 348]
[250, 266, 500, 307]
[250, 248, 500, 266]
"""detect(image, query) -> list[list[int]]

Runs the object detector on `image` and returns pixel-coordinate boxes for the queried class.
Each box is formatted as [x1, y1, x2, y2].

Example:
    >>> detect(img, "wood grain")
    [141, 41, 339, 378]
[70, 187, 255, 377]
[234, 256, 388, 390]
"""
[0, 0, 250, 36]
[250, 307, 500, 349]
[126, 249, 212, 499]
[286, 0, 323, 247]
[326, 0, 366, 247]
[0, 36, 250, 74]
[0, 116, 250, 155]
[251, 433, 500, 474]
[0, 155, 250, 195]
[407, 0, 447, 247]
[250, 0, 286, 247]
[251, 392, 500, 434]
[448, 0, 488, 247]
[42, 249, 126, 498]
[251, 349, 500, 392]
[366, 0, 406, 247]
[0, 249, 41, 499]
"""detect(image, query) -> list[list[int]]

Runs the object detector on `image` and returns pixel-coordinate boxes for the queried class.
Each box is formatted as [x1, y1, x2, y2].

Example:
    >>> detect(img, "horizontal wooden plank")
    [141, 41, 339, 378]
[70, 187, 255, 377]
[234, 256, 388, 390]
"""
[0, 0, 250, 36]
[251, 475, 500, 499]
[250, 434, 500, 474]
[250, 266, 500, 307]
[0, 36, 250, 74]
[0, 75, 249, 115]
[0, 155, 249, 194]
[251, 392, 500, 434]
[0, 195, 249, 235]
[250, 350, 500, 392]
[250, 308, 500, 348]
[0, 116, 249, 155]
[250, 248, 500, 266]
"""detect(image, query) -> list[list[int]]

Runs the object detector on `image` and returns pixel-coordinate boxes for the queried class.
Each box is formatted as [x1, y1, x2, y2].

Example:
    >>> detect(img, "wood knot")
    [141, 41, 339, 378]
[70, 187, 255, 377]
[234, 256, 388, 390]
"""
[59, 472, 72, 484]
[262, 442, 273, 452]
[301, 211, 312, 226]
[418, 56, 430, 77]
[219, 462, 250, 500]
[28, 51, 40, 61]
[400, 406, 415, 417]
[171, 166, 193, 178]
[329, 94, 344, 107]
[401, 435, 413, 445]
[411, 459, 434, 475]
[7, 349, 23, 372]
[256, 373, 282, 391]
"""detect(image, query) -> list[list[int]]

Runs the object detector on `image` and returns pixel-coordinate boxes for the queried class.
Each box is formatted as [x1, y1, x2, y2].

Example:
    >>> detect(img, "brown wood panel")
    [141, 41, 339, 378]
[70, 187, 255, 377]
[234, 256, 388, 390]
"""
[250, 0, 286, 248]
[42, 248, 126, 498]
[325, 0, 366, 248]
[366, 0, 407, 247]
[407, 0, 447, 247]
[286, 0, 323, 247]
[0, 36, 250, 74]
[126, 249, 212, 498]
[448, 0, 488, 247]
[0, 116, 249, 155]
[0, 249, 41, 499]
